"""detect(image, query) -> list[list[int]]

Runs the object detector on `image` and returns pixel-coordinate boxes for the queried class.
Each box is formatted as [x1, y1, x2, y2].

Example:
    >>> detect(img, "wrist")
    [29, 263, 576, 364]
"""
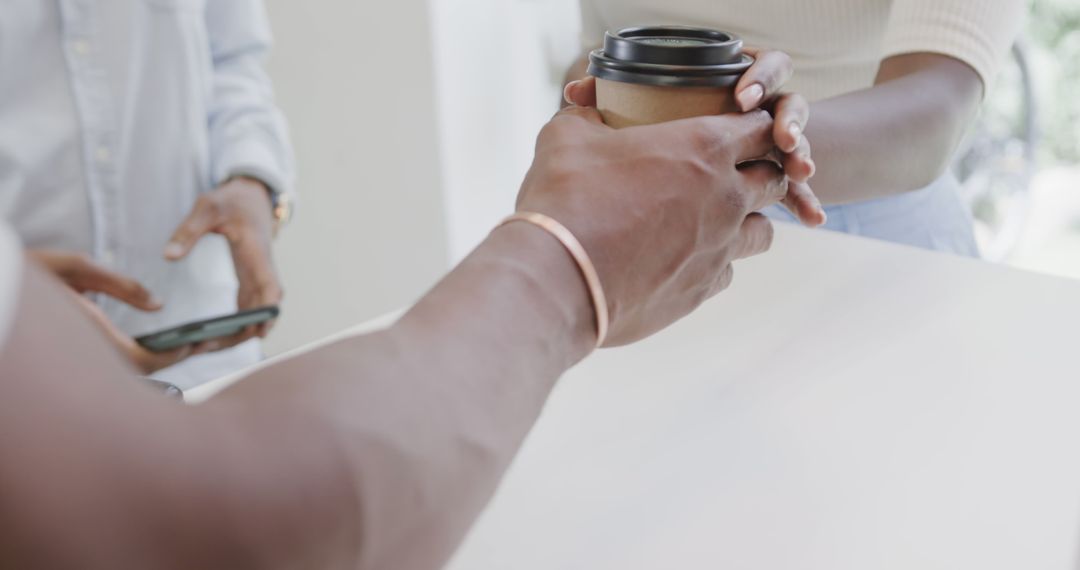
[227, 175, 292, 233]
[484, 222, 595, 365]
[219, 176, 277, 232]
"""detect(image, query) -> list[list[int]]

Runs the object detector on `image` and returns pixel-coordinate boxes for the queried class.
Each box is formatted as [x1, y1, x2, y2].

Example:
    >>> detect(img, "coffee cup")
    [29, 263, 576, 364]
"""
[587, 26, 753, 129]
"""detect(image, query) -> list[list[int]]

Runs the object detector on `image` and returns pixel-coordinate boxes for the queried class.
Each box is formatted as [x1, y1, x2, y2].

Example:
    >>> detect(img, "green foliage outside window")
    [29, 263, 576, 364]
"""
[1027, 0, 1080, 164]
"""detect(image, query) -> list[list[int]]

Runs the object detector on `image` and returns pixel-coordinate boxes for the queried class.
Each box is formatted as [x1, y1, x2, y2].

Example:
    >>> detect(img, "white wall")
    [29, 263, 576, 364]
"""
[262, 0, 450, 354]
[259, 0, 581, 353]
[430, 0, 581, 261]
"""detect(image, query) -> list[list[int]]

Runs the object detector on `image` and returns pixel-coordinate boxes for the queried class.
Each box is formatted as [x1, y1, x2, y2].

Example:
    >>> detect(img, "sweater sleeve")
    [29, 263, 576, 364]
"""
[881, 0, 1028, 92]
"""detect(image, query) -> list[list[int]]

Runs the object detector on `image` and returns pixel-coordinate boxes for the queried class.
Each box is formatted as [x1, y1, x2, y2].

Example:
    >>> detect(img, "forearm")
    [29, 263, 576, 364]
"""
[1, 221, 592, 569]
[804, 56, 981, 205]
[563, 49, 979, 205]
[212, 221, 594, 569]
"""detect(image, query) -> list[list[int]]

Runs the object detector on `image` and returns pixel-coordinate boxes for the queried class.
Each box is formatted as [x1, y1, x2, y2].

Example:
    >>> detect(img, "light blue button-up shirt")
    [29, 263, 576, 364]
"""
[0, 0, 295, 388]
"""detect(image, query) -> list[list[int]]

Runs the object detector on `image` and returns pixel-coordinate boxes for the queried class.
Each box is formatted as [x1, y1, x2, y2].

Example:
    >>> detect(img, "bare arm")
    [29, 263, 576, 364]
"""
[0, 108, 794, 569]
[803, 53, 983, 204]
[211, 221, 597, 569]
[0, 226, 590, 570]
[564, 51, 982, 206]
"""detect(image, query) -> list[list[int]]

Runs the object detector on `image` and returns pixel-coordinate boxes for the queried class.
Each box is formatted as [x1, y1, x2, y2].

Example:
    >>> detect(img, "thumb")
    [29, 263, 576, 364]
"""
[563, 77, 598, 108]
[165, 196, 218, 261]
[554, 104, 606, 127]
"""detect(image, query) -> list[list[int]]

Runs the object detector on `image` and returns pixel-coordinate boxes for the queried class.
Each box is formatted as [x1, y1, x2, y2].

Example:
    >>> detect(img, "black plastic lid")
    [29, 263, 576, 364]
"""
[588, 26, 753, 87]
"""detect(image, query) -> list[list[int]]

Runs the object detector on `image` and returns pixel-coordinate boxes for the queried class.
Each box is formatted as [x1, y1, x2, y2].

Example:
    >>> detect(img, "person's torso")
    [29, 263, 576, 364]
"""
[584, 0, 894, 101]
[586, 0, 980, 256]
[0, 0, 256, 383]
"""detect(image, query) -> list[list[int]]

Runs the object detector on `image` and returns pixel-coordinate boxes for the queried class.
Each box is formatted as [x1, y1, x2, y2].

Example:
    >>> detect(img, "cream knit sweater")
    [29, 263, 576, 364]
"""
[580, 0, 1028, 102]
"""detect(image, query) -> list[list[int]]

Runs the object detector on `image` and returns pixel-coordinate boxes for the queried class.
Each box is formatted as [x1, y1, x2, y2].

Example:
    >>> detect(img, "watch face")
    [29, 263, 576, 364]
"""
[272, 193, 293, 225]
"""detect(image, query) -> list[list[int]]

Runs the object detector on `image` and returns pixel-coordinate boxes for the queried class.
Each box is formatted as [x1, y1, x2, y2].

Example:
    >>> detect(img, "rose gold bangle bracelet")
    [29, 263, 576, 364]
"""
[497, 212, 609, 349]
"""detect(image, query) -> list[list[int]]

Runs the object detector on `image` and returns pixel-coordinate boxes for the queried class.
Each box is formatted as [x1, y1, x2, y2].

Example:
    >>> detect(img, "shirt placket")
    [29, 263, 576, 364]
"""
[58, 0, 124, 268]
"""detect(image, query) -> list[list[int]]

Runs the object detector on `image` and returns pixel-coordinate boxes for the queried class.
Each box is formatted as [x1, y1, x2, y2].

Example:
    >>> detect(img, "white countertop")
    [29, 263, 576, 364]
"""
[190, 225, 1080, 568]
[447, 225, 1080, 569]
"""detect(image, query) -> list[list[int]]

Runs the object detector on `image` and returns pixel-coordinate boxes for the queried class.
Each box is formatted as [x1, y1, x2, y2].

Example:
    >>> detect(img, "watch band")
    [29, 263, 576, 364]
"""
[270, 190, 293, 232]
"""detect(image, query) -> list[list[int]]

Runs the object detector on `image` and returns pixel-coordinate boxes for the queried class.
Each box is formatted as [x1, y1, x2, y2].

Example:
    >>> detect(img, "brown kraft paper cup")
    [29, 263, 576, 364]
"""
[588, 26, 753, 129]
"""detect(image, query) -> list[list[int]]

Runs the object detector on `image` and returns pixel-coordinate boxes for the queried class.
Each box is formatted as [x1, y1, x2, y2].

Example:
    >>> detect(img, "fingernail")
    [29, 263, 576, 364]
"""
[815, 202, 827, 224]
[737, 84, 764, 111]
[163, 242, 184, 259]
[807, 158, 817, 179]
[789, 122, 802, 141]
[149, 298, 164, 310]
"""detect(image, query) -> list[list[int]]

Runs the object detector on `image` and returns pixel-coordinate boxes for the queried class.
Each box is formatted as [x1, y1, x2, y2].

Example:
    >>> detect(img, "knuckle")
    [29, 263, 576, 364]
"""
[777, 51, 793, 71]
[758, 52, 784, 83]
[682, 153, 718, 185]
[689, 119, 732, 158]
[723, 187, 750, 214]
[744, 109, 773, 134]
[691, 281, 713, 307]
[754, 108, 774, 122]
[761, 219, 776, 250]
[779, 93, 807, 117]
[792, 97, 811, 123]
[763, 50, 793, 78]
[751, 216, 776, 251]
[549, 108, 593, 133]
[717, 264, 735, 291]
[537, 121, 562, 145]
[537, 122, 577, 155]
[770, 177, 789, 201]
[197, 193, 224, 220]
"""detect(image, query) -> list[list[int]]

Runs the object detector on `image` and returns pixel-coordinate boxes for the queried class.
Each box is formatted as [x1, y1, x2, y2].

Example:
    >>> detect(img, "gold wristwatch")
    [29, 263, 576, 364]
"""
[270, 189, 293, 235]
[228, 174, 292, 235]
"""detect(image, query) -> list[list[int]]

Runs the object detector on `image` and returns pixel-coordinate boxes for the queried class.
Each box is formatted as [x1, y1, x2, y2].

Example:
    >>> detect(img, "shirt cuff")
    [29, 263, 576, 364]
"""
[212, 140, 294, 199]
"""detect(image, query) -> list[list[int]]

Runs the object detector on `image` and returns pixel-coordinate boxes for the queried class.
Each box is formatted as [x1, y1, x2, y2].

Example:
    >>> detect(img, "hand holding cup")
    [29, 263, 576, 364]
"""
[565, 27, 825, 227]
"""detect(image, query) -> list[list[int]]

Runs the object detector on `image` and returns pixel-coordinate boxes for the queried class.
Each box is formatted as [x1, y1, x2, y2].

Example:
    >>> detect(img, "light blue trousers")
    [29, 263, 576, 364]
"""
[764, 173, 980, 257]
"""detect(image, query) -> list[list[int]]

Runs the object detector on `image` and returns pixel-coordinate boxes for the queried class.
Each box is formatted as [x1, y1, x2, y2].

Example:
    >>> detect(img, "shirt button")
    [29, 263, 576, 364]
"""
[72, 40, 90, 55]
[95, 147, 112, 164]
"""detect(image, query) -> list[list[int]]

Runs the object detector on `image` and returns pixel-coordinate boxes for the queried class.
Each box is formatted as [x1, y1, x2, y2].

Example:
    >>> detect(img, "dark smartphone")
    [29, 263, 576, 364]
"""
[135, 306, 280, 353]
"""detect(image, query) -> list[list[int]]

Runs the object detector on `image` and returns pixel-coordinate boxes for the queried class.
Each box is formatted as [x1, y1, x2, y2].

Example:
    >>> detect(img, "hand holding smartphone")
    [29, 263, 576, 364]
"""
[135, 306, 280, 353]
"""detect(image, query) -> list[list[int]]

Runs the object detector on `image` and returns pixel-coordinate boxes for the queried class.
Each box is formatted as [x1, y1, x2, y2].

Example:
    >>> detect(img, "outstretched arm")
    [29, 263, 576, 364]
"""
[0, 108, 796, 570]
